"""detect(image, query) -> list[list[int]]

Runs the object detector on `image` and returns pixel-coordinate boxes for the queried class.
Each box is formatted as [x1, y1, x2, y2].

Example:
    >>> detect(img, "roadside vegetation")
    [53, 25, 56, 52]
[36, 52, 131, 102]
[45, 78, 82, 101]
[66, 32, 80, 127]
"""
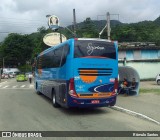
[140, 88, 160, 94]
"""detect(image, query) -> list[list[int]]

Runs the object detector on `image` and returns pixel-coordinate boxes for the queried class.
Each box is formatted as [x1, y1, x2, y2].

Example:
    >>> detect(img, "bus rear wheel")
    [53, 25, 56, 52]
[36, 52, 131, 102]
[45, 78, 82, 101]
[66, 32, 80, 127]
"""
[52, 90, 60, 108]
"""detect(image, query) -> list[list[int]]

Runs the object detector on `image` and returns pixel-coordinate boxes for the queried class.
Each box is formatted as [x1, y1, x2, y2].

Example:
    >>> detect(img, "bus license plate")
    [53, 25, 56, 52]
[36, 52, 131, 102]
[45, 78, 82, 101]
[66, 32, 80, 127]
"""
[91, 100, 100, 104]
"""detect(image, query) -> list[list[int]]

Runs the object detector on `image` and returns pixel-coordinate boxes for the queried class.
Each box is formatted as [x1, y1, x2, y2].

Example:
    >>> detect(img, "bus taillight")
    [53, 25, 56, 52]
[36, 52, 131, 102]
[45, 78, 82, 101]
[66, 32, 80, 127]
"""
[74, 38, 78, 41]
[69, 78, 78, 98]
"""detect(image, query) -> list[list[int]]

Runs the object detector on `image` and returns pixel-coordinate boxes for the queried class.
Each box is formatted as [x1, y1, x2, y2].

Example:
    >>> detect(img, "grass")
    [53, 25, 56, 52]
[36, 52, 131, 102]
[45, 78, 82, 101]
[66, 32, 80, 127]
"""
[140, 88, 160, 94]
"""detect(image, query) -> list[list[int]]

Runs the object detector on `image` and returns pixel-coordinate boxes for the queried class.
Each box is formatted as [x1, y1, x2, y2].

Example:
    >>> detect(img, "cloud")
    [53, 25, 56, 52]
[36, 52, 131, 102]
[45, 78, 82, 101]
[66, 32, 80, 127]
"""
[0, 0, 160, 41]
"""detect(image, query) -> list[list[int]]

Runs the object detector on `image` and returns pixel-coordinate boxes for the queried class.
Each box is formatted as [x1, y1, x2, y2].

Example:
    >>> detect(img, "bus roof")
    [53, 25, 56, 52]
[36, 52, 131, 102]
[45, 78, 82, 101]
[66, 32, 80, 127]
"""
[77, 38, 112, 42]
[38, 38, 115, 57]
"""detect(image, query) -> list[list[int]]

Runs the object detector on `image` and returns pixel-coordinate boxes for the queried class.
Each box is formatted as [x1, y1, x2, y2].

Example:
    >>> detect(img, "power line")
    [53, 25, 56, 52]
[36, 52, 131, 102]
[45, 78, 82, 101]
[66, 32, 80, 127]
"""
[0, 21, 46, 25]
[0, 32, 33, 34]
[0, 21, 46, 27]
[0, 17, 45, 22]
[0, 24, 47, 29]
[0, 17, 72, 25]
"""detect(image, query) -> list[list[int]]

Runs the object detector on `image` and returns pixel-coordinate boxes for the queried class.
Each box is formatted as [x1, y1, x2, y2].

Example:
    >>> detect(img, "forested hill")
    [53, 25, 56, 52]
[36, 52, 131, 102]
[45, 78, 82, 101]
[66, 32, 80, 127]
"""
[69, 16, 160, 44]
[76, 19, 122, 30]
[0, 16, 160, 67]
[154, 16, 160, 24]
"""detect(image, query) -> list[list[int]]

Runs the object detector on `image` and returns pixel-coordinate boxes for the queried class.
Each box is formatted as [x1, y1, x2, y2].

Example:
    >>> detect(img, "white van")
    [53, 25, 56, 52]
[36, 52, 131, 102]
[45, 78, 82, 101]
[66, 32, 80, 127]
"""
[156, 74, 160, 85]
[3, 68, 20, 76]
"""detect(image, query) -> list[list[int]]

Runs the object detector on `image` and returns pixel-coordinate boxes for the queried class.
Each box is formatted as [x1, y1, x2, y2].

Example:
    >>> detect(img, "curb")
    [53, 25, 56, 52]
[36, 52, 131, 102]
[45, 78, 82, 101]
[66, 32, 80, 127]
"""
[110, 106, 160, 125]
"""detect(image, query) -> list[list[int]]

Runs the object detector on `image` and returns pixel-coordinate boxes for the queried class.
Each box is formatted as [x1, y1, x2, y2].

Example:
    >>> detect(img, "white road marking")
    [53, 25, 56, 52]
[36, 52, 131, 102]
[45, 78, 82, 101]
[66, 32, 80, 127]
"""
[0, 84, 34, 89]
[21, 85, 26, 88]
[13, 85, 18, 88]
[2, 85, 9, 89]
[111, 106, 160, 125]
[0, 81, 7, 84]
[29, 85, 34, 88]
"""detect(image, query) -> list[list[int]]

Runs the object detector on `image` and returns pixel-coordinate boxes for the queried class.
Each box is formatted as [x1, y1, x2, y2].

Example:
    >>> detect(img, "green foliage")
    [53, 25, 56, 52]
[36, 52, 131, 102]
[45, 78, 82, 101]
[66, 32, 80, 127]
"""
[18, 64, 32, 72]
[0, 26, 51, 67]
[0, 33, 34, 66]
[1, 16, 160, 68]
[77, 17, 98, 38]
[140, 88, 160, 94]
[110, 20, 160, 44]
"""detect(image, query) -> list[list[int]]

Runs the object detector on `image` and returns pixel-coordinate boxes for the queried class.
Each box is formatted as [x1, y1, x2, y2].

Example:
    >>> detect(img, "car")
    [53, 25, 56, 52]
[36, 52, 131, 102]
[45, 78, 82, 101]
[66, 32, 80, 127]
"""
[1, 73, 4, 79]
[14, 71, 20, 76]
[8, 72, 15, 78]
[16, 73, 28, 82]
[156, 73, 160, 85]
[1, 73, 9, 79]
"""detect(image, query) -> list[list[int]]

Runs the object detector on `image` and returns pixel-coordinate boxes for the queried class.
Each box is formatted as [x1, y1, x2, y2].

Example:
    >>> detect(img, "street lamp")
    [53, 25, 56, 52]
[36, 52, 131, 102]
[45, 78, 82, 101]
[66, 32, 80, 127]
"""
[65, 27, 74, 36]
[99, 24, 107, 38]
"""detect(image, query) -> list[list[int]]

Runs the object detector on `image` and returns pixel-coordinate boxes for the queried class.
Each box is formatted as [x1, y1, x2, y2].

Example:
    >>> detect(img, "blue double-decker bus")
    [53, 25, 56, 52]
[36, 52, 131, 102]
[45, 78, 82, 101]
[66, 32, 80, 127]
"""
[34, 38, 118, 108]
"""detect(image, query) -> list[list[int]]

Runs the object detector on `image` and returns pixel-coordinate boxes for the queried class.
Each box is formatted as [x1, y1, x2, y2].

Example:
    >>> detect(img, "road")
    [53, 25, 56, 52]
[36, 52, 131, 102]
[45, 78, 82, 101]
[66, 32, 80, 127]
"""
[0, 78, 159, 139]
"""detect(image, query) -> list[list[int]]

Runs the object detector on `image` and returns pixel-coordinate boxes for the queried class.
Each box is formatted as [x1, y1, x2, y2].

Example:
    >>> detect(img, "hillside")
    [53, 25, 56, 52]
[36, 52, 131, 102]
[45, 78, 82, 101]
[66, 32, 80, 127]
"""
[1, 16, 160, 67]
[154, 16, 160, 25]
[76, 20, 122, 31]
[64, 16, 160, 44]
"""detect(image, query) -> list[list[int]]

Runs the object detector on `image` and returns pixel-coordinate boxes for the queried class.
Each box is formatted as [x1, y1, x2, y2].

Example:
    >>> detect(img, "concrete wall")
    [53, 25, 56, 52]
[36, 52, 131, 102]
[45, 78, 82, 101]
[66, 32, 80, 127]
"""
[119, 61, 160, 80]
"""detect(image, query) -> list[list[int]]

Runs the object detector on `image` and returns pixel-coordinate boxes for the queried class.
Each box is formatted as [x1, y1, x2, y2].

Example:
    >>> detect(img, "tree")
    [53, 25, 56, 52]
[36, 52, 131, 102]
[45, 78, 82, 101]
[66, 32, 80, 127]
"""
[1, 33, 34, 66]
[77, 17, 98, 38]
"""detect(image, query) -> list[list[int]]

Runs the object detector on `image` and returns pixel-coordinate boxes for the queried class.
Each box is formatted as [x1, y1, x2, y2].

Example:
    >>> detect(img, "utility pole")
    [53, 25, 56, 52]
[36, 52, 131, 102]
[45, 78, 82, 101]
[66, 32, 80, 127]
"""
[0, 58, 4, 82]
[107, 12, 110, 40]
[73, 9, 77, 37]
[98, 12, 119, 39]
[3, 57, 4, 69]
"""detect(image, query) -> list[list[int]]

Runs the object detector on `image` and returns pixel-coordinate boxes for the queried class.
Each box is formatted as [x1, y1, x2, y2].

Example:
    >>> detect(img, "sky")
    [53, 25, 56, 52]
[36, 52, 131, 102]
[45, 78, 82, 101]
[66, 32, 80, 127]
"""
[0, 0, 160, 41]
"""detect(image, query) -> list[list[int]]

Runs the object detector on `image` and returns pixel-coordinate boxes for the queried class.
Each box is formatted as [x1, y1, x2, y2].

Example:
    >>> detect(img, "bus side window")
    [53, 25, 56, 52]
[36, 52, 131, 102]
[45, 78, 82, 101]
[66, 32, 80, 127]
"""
[53, 47, 63, 67]
[60, 44, 69, 66]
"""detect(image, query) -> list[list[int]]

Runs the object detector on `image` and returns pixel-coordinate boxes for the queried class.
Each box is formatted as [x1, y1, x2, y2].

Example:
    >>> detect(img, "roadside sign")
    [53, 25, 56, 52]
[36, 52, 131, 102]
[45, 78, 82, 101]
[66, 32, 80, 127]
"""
[43, 33, 67, 46]
[48, 15, 60, 30]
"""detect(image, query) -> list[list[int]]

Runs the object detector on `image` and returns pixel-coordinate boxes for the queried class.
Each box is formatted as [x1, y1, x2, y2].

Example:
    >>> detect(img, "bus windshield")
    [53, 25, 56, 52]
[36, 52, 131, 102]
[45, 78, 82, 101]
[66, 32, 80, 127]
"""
[74, 40, 116, 59]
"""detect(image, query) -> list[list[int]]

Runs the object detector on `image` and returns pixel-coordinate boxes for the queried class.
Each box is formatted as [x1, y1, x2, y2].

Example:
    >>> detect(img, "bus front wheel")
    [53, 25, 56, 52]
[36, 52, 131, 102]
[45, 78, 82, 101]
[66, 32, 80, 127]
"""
[52, 90, 60, 108]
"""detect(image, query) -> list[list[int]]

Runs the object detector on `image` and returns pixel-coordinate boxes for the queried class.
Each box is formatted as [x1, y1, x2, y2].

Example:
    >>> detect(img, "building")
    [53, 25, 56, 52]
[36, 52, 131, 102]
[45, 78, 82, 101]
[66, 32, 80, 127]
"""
[118, 42, 160, 80]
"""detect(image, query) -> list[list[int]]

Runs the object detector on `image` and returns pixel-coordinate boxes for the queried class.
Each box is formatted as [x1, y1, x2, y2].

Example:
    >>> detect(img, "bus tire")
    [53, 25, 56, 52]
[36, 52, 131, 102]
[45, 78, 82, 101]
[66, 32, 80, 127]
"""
[36, 91, 42, 95]
[36, 83, 41, 95]
[52, 89, 60, 108]
[157, 80, 160, 85]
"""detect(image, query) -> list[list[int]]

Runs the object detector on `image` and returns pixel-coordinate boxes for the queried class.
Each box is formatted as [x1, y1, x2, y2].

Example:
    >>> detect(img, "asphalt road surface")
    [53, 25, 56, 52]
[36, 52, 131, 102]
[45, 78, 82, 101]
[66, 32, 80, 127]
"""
[0, 78, 159, 139]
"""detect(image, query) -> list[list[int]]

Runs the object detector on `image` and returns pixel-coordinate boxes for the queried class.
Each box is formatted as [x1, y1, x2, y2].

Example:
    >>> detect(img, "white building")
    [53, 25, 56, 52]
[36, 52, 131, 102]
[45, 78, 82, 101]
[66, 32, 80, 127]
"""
[118, 42, 160, 80]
